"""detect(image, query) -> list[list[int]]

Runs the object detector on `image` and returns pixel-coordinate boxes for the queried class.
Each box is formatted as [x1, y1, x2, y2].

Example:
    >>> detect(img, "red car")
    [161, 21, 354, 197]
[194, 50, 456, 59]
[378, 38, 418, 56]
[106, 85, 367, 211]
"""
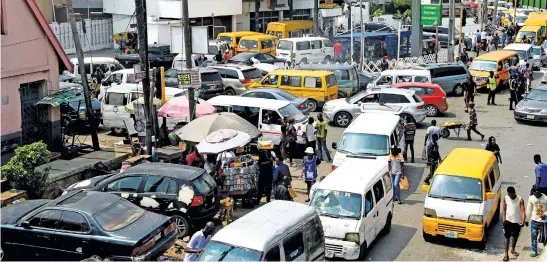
[393, 82, 449, 116]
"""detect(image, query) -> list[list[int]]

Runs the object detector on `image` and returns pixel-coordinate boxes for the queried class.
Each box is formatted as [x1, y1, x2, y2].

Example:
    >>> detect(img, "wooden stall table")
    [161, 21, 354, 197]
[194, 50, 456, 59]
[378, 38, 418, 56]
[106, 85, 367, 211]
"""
[155, 146, 184, 163]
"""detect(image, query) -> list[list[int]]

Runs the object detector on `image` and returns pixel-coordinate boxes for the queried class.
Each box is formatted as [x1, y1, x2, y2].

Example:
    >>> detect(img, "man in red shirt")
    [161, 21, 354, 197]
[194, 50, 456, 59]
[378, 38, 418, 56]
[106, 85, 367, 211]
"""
[334, 41, 342, 62]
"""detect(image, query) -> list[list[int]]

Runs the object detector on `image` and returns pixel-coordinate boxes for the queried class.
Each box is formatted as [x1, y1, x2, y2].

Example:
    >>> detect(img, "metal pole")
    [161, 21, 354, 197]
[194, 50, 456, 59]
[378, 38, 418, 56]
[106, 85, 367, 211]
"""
[51, 0, 57, 23]
[255, 0, 260, 33]
[435, 20, 439, 63]
[397, 22, 401, 60]
[350, 7, 354, 63]
[182, 0, 196, 121]
[448, 0, 455, 62]
[478, 0, 483, 31]
[313, 0, 319, 36]
[493, 0, 499, 29]
[359, 0, 364, 70]
[66, 0, 100, 151]
[135, 0, 153, 154]
[514, 0, 517, 28]
[411, 0, 423, 57]
[459, 7, 463, 49]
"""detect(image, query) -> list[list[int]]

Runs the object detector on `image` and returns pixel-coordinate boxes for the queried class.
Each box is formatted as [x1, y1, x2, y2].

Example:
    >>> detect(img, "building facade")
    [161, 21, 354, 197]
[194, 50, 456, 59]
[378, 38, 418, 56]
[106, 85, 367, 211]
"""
[1, 0, 73, 164]
[34, 0, 108, 24]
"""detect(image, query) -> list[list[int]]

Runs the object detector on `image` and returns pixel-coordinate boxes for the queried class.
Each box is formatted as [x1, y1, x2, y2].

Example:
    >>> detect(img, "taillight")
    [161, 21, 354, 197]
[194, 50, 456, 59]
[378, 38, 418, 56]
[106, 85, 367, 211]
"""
[331, 165, 337, 171]
[163, 223, 176, 236]
[191, 195, 204, 206]
[132, 237, 156, 256]
[298, 103, 304, 109]
[239, 79, 252, 84]
[417, 105, 424, 109]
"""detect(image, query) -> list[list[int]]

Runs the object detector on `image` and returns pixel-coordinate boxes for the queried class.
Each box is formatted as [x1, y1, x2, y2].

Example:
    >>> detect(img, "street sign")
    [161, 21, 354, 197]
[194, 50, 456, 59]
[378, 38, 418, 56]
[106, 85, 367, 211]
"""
[420, 4, 442, 26]
[134, 64, 144, 82]
[177, 69, 201, 88]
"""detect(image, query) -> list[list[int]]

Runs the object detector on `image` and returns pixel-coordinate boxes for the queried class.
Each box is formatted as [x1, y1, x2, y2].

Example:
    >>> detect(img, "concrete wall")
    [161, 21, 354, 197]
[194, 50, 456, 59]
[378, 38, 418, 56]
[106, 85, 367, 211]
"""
[104, 0, 243, 18]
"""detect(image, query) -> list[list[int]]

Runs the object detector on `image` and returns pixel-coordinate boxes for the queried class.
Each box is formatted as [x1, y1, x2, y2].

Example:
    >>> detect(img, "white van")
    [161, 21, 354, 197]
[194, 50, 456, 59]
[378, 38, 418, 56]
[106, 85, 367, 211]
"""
[207, 95, 308, 146]
[198, 201, 325, 261]
[276, 37, 335, 64]
[503, 43, 536, 69]
[310, 159, 393, 260]
[172, 53, 209, 69]
[331, 112, 404, 169]
[69, 57, 125, 82]
[367, 69, 431, 89]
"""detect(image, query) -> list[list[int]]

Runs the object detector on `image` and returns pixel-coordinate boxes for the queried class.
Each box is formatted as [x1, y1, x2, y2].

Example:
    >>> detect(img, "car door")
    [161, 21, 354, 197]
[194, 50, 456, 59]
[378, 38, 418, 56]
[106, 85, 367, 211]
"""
[280, 75, 303, 97]
[260, 109, 283, 145]
[310, 40, 323, 62]
[356, 94, 382, 116]
[101, 92, 130, 129]
[223, 68, 241, 89]
[322, 39, 335, 59]
[360, 190, 377, 246]
[372, 180, 387, 234]
[264, 244, 282, 261]
[259, 74, 279, 88]
[24, 209, 64, 258]
[282, 231, 306, 262]
[487, 165, 501, 224]
[139, 175, 179, 214]
[54, 210, 92, 261]
[102, 175, 145, 206]
[483, 174, 494, 225]
[165, 68, 180, 87]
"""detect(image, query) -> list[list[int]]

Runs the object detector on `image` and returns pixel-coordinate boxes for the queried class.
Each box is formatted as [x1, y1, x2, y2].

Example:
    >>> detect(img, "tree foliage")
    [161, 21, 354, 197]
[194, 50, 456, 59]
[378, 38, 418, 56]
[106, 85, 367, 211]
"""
[1, 142, 50, 199]
[372, 8, 384, 18]
[394, 0, 412, 8]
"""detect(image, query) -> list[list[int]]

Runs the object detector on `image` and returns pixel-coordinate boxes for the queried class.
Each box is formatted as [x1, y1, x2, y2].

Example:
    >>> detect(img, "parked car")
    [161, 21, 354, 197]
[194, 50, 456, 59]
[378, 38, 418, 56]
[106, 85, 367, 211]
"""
[164, 68, 225, 99]
[69, 57, 125, 84]
[322, 88, 427, 127]
[514, 85, 547, 123]
[101, 69, 140, 88]
[64, 163, 220, 238]
[208, 64, 264, 95]
[412, 63, 470, 96]
[240, 87, 310, 115]
[115, 44, 176, 69]
[295, 64, 369, 98]
[393, 82, 448, 116]
[227, 52, 285, 66]
[61, 96, 102, 129]
[532, 46, 547, 69]
[0, 190, 177, 261]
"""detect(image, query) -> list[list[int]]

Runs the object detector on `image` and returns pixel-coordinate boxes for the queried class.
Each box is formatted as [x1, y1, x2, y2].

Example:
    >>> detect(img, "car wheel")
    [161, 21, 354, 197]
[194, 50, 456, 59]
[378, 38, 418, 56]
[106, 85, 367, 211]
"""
[172, 214, 191, 238]
[477, 226, 488, 250]
[424, 104, 439, 117]
[453, 84, 464, 96]
[307, 99, 318, 112]
[423, 231, 434, 242]
[492, 198, 501, 224]
[381, 213, 392, 236]
[0, 247, 4, 261]
[111, 128, 124, 136]
[334, 112, 352, 127]
[440, 128, 450, 138]
[358, 241, 368, 260]
[224, 88, 236, 96]
[300, 58, 308, 64]
[324, 56, 332, 63]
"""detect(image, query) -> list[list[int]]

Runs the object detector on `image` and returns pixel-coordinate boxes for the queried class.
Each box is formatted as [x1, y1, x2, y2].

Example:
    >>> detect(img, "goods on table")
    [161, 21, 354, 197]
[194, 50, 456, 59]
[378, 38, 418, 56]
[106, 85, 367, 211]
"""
[257, 140, 274, 150]
[221, 154, 258, 195]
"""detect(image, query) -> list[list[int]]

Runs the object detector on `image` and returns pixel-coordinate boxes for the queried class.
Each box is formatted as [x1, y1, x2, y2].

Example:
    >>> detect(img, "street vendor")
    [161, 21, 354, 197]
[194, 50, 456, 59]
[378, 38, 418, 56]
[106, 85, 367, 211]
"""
[216, 150, 236, 169]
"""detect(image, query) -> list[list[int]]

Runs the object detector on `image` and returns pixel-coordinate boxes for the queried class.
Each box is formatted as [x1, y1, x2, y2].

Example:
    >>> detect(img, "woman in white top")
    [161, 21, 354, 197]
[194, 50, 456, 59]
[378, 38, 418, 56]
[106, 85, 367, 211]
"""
[304, 116, 316, 155]
[502, 186, 525, 261]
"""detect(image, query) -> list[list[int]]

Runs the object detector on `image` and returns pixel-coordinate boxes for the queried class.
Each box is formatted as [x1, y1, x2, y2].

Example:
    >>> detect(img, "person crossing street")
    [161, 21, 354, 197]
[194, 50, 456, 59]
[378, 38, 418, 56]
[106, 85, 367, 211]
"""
[403, 115, 416, 163]
[486, 71, 498, 105]
[467, 102, 485, 141]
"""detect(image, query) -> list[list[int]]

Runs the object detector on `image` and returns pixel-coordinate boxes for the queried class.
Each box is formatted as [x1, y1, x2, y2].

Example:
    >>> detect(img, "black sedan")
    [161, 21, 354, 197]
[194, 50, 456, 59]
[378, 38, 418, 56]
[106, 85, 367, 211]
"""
[0, 190, 177, 261]
[65, 163, 220, 238]
[228, 52, 285, 66]
[514, 85, 547, 123]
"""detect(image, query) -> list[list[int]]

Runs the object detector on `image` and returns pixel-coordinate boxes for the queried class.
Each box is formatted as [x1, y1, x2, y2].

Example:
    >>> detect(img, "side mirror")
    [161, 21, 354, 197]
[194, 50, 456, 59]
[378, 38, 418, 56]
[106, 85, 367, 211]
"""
[485, 192, 496, 200]
[331, 142, 337, 149]
[357, 101, 363, 106]
[421, 184, 430, 193]
[20, 221, 31, 228]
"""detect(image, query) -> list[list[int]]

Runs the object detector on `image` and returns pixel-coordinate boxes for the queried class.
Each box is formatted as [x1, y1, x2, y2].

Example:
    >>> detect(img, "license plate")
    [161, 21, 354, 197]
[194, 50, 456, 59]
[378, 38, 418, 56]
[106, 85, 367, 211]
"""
[154, 233, 161, 241]
[527, 115, 535, 119]
[444, 231, 458, 238]
[325, 251, 334, 258]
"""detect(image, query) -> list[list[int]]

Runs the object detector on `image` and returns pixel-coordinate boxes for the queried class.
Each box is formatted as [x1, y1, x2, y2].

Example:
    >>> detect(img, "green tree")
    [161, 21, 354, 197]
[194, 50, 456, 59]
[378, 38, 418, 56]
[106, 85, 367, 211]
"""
[372, 8, 384, 18]
[394, 0, 411, 8]
[402, 9, 412, 24]
[1, 142, 50, 199]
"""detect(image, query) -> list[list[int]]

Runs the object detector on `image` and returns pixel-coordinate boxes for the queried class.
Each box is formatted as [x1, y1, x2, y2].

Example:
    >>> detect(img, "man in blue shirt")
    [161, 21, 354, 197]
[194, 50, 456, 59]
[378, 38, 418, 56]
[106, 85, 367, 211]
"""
[273, 157, 291, 185]
[535, 154, 547, 195]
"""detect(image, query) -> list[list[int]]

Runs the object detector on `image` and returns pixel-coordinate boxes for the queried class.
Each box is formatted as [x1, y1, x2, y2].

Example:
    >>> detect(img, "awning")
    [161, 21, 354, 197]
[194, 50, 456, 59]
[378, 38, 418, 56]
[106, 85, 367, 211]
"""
[36, 90, 81, 107]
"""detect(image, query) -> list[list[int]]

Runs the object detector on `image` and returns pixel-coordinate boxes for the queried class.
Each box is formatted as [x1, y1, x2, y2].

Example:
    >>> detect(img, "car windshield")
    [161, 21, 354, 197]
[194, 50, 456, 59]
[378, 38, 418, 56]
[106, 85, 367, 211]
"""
[242, 69, 263, 79]
[201, 72, 222, 82]
[333, 69, 350, 81]
[510, 50, 528, 60]
[533, 48, 542, 55]
[230, 53, 254, 61]
[517, 31, 536, 39]
[469, 60, 498, 71]
[239, 40, 258, 49]
[279, 104, 306, 122]
[192, 173, 216, 194]
[277, 40, 293, 51]
[525, 88, 547, 101]
[198, 241, 261, 262]
[93, 200, 145, 231]
[218, 36, 232, 44]
[337, 133, 389, 156]
[275, 90, 297, 100]
[428, 175, 483, 201]
[310, 189, 362, 219]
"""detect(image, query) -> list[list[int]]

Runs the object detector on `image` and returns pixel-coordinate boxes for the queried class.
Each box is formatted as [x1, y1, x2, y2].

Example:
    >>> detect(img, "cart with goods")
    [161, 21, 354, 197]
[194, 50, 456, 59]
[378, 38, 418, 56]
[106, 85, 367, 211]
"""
[440, 121, 468, 138]
[220, 155, 258, 208]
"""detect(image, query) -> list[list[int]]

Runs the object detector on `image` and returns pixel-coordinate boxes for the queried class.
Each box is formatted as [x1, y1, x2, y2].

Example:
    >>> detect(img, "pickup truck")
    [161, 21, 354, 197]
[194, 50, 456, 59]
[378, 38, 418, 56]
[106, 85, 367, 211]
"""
[115, 44, 176, 69]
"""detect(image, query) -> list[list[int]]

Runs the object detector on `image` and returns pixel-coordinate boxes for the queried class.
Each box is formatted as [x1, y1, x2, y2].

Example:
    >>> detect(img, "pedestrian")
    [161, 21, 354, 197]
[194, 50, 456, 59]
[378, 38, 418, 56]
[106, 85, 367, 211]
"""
[535, 154, 547, 195]
[429, 38, 437, 55]
[403, 115, 416, 163]
[381, 56, 389, 71]
[524, 63, 533, 93]
[462, 75, 477, 112]
[91, 73, 100, 98]
[315, 114, 332, 162]
[334, 40, 342, 62]
[256, 150, 274, 205]
[303, 116, 316, 155]
[183, 222, 215, 261]
[187, 147, 203, 167]
[301, 147, 319, 202]
[486, 71, 498, 105]
[273, 157, 291, 186]
[456, 57, 464, 66]
[461, 49, 469, 65]
[286, 118, 298, 167]
[423, 133, 441, 185]
[501, 30, 507, 48]
[223, 49, 231, 62]
[466, 102, 485, 141]
[481, 30, 488, 51]
[380, 42, 388, 57]
[388, 147, 405, 204]
[424, 119, 440, 155]
[272, 176, 293, 201]
[119, 33, 126, 54]
[485, 136, 502, 163]
[215, 150, 235, 170]
[309, 176, 326, 200]
[105, 65, 116, 78]
[509, 72, 519, 110]
[280, 117, 288, 163]
[214, 51, 223, 64]
[502, 186, 526, 261]
[467, 57, 473, 68]
[526, 187, 547, 258]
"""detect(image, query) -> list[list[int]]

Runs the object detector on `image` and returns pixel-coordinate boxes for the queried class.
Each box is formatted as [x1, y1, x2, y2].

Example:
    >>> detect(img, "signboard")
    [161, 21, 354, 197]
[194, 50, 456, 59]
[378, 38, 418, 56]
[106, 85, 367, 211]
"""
[134, 64, 145, 82]
[177, 69, 201, 88]
[420, 4, 442, 26]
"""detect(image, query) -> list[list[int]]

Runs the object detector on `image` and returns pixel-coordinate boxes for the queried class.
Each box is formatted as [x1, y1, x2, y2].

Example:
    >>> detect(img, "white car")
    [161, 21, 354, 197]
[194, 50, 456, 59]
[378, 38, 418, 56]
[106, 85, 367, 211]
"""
[322, 88, 427, 127]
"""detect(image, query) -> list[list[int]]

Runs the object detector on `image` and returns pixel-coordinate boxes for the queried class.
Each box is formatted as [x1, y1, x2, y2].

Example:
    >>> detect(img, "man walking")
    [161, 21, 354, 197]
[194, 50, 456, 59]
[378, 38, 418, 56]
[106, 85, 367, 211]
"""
[509, 73, 519, 110]
[526, 188, 547, 258]
[184, 222, 215, 261]
[315, 114, 331, 162]
[334, 40, 342, 63]
[486, 71, 498, 105]
[403, 115, 416, 163]
[424, 119, 440, 155]
[501, 30, 507, 49]
[534, 154, 547, 195]
[423, 134, 441, 185]
[462, 76, 476, 112]
[502, 186, 525, 261]
[467, 102, 485, 141]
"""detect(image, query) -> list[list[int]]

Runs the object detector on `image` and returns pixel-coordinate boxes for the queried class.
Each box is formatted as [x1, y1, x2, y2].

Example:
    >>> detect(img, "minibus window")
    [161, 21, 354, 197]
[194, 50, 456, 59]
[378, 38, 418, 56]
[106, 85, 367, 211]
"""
[311, 40, 322, 49]
[281, 76, 301, 87]
[373, 180, 385, 202]
[105, 93, 128, 106]
[428, 175, 482, 201]
[296, 41, 310, 50]
[283, 233, 304, 261]
[365, 190, 374, 216]
[264, 246, 280, 261]
[485, 176, 492, 192]
[382, 173, 392, 193]
[488, 169, 497, 186]
[304, 77, 321, 88]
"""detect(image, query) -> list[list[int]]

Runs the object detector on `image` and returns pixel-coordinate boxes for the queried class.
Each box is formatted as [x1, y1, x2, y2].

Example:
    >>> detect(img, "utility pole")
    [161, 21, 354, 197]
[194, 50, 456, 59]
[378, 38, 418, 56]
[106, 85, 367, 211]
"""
[182, 0, 196, 121]
[434, 19, 439, 63]
[448, 0, 455, 62]
[254, 0, 260, 32]
[411, 0, 422, 57]
[313, 0, 319, 36]
[478, 0, 483, 31]
[66, 0, 100, 151]
[459, 7, 463, 49]
[134, 0, 153, 154]
[359, 0, 365, 70]
[493, 0, 499, 30]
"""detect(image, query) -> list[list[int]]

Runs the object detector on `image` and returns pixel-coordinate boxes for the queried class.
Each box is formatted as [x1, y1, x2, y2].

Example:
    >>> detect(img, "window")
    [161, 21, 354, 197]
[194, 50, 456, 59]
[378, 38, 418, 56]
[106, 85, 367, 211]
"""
[485, 176, 492, 192]
[399, 95, 410, 103]
[261, 40, 275, 49]
[412, 94, 422, 103]
[107, 176, 143, 192]
[257, 92, 276, 99]
[305, 216, 324, 257]
[224, 69, 240, 79]
[333, 70, 350, 81]
[322, 39, 333, 47]
[409, 87, 425, 96]
[390, 133, 397, 148]
[240, 40, 258, 49]
[414, 76, 429, 83]
[83, 63, 91, 75]
[192, 174, 217, 194]
[105, 93, 128, 106]
[281, 76, 301, 87]
[326, 75, 337, 87]
[290, 30, 303, 38]
[165, 69, 177, 78]
[264, 246, 280, 261]
[167, 179, 178, 194]
[488, 168, 497, 187]
[283, 232, 304, 261]
[397, 75, 413, 82]
[377, 76, 392, 85]
[295, 41, 310, 50]
[494, 162, 501, 181]
[29, 210, 63, 229]
[201, 72, 222, 82]
[144, 176, 172, 193]
[425, 88, 436, 95]
[311, 40, 322, 49]
[373, 180, 385, 202]
[111, 73, 123, 84]
[93, 200, 145, 231]
[304, 77, 321, 88]
[382, 173, 392, 193]
[365, 190, 374, 216]
[262, 109, 281, 124]
[58, 211, 90, 233]
[242, 69, 262, 79]
[261, 74, 278, 85]
[380, 94, 401, 103]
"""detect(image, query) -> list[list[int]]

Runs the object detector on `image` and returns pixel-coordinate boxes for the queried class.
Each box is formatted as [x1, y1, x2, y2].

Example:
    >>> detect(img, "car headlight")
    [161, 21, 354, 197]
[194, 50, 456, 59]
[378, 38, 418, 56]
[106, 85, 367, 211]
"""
[424, 208, 437, 218]
[344, 233, 360, 244]
[468, 215, 483, 224]
[540, 109, 547, 114]
[515, 104, 523, 112]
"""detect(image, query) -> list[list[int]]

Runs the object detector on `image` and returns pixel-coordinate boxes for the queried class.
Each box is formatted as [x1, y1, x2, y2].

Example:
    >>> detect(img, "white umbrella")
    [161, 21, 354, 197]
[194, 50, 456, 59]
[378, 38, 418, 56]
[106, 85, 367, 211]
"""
[196, 129, 251, 154]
